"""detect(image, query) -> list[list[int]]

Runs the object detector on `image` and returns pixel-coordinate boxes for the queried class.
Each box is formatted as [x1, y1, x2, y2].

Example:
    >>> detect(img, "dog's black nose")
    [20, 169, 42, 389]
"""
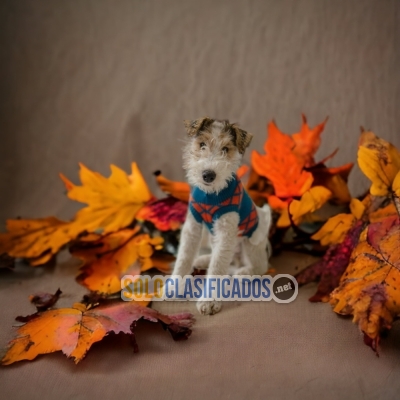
[202, 170, 216, 183]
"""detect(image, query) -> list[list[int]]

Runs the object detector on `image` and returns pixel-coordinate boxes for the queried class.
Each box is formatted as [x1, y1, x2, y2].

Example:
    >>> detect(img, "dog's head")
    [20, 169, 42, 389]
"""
[182, 117, 253, 194]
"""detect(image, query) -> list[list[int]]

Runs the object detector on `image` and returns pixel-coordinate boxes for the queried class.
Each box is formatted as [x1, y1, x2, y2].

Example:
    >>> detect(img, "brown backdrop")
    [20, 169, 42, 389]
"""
[0, 1, 399, 399]
[1, 0, 399, 222]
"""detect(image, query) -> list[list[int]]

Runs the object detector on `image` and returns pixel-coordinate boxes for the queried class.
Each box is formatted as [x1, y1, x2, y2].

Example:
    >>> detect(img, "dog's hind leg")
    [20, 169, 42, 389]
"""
[193, 254, 211, 270]
[236, 235, 271, 276]
[194, 244, 243, 274]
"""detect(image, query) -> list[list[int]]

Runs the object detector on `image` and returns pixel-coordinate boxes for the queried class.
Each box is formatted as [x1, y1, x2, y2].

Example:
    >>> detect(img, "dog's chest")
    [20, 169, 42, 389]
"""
[189, 178, 259, 237]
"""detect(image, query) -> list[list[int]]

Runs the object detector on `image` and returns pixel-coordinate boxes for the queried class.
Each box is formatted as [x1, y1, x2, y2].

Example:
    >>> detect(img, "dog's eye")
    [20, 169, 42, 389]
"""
[222, 147, 229, 154]
[200, 142, 206, 150]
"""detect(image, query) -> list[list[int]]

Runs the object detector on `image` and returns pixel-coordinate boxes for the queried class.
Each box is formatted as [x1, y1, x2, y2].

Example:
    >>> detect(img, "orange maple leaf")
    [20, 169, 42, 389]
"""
[1, 302, 194, 365]
[236, 165, 250, 180]
[154, 171, 190, 202]
[251, 120, 314, 199]
[292, 114, 328, 167]
[330, 215, 400, 353]
[71, 227, 171, 294]
[369, 203, 398, 223]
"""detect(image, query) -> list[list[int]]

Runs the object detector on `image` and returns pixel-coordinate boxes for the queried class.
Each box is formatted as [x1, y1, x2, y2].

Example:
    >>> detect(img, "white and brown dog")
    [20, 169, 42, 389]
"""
[172, 117, 272, 315]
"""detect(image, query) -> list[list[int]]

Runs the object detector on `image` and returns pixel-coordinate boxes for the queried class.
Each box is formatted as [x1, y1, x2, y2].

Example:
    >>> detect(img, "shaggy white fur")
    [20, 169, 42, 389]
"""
[182, 123, 242, 195]
[172, 118, 273, 315]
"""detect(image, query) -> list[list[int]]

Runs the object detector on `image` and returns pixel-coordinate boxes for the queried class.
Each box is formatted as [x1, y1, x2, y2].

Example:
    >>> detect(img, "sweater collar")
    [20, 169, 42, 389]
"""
[191, 175, 238, 204]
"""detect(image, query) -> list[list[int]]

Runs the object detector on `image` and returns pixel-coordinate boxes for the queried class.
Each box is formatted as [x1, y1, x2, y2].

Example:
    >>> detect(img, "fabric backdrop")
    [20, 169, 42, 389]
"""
[0, 1, 399, 399]
[0, 0, 399, 222]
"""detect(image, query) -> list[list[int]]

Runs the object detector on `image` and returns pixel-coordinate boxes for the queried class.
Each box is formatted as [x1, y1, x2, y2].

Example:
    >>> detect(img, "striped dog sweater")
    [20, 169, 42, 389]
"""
[189, 175, 259, 237]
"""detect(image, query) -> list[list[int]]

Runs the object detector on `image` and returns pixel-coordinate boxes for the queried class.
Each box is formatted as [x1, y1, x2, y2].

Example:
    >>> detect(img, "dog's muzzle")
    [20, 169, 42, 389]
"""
[202, 169, 216, 183]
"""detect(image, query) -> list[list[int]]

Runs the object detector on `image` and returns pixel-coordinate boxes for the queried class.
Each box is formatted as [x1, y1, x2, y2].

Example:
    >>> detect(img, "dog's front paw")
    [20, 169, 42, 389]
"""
[235, 266, 253, 275]
[196, 299, 222, 315]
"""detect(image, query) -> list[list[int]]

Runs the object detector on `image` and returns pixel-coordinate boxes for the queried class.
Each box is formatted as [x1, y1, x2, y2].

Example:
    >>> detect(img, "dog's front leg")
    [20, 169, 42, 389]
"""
[172, 212, 203, 277]
[197, 212, 239, 315]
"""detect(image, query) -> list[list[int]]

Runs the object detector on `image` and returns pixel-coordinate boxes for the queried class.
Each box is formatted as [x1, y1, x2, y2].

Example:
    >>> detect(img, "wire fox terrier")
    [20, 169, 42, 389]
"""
[172, 117, 273, 315]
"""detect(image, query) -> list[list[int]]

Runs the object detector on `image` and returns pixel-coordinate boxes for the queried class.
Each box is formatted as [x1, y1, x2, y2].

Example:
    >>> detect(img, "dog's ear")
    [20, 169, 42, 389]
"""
[183, 117, 213, 137]
[232, 126, 253, 154]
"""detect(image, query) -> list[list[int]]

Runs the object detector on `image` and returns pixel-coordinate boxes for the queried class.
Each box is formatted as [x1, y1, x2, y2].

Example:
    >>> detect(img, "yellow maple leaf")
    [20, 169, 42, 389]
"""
[349, 198, 366, 219]
[71, 228, 168, 294]
[0, 162, 153, 265]
[368, 203, 398, 223]
[277, 186, 332, 228]
[357, 132, 400, 197]
[0, 217, 75, 266]
[311, 198, 366, 246]
[60, 162, 152, 234]
[311, 213, 356, 246]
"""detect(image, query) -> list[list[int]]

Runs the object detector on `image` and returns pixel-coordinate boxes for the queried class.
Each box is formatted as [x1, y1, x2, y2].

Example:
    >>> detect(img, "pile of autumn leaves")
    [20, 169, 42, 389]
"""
[0, 115, 399, 364]
[0, 163, 187, 293]
[248, 120, 399, 354]
[0, 164, 191, 365]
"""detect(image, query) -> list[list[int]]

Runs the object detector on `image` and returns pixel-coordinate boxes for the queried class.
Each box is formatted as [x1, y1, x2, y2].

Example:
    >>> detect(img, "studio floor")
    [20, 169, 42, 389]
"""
[1, 251, 399, 400]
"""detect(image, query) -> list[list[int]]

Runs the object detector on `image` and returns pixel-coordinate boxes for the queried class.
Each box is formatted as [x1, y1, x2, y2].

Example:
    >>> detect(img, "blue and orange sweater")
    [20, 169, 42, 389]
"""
[189, 175, 259, 237]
